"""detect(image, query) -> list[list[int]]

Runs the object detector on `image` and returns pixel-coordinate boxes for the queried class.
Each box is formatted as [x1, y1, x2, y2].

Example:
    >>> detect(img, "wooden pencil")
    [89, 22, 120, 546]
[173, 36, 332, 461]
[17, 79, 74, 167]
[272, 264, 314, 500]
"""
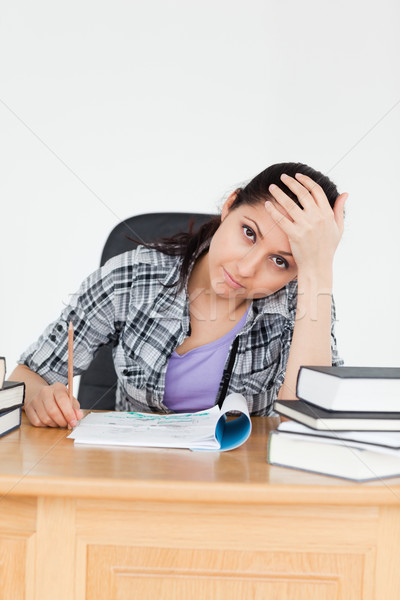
[68, 321, 74, 429]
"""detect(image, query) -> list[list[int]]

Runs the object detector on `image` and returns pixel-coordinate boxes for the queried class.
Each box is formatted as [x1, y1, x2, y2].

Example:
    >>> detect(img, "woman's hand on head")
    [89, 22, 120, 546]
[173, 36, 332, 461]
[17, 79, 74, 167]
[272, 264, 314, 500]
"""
[24, 382, 84, 428]
[265, 173, 348, 279]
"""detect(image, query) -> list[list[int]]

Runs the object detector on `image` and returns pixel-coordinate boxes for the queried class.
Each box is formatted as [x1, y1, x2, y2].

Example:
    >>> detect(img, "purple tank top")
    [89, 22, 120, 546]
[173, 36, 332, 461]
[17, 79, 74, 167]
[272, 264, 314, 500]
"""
[163, 308, 249, 412]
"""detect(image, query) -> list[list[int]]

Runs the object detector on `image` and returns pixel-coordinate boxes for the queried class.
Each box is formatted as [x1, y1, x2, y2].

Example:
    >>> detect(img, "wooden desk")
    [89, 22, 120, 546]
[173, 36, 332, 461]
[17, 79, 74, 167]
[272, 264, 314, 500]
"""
[1, 414, 400, 600]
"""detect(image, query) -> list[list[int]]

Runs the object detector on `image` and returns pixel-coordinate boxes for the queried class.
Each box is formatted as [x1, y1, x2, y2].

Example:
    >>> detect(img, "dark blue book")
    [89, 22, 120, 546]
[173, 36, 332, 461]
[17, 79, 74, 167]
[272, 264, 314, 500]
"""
[0, 381, 25, 414]
[0, 406, 22, 438]
[274, 399, 400, 431]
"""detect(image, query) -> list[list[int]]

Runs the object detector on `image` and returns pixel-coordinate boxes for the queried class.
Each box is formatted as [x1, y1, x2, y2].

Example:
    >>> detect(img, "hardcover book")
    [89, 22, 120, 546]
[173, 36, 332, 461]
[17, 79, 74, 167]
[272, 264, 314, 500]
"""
[0, 406, 22, 438]
[278, 419, 400, 449]
[0, 357, 5, 389]
[268, 428, 400, 482]
[296, 366, 400, 412]
[274, 399, 400, 431]
[0, 381, 25, 414]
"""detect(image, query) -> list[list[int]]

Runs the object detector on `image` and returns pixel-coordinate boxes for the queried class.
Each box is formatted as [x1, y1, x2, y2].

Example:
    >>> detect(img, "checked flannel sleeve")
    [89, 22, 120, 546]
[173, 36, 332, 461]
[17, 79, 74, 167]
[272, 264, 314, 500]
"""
[19, 250, 138, 385]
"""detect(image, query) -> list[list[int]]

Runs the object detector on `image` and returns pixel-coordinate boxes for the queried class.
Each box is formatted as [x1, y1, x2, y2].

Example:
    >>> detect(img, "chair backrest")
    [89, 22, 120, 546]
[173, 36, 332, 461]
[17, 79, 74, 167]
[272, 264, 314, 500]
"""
[77, 212, 214, 409]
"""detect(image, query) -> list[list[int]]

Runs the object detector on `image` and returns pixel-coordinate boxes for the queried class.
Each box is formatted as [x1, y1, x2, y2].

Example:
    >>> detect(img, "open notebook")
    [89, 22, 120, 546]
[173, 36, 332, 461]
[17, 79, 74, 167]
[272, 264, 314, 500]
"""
[68, 392, 251, 451]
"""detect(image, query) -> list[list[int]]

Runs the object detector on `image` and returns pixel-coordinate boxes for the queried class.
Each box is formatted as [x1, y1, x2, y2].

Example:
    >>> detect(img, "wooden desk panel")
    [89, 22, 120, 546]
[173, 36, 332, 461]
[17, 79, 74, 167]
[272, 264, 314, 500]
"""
[0, 414, 399, 599]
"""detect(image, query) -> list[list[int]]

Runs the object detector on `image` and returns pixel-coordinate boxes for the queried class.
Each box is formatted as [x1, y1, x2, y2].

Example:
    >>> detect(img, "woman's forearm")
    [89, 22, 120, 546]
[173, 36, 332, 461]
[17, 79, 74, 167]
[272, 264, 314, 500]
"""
[278, 272, 333, 400]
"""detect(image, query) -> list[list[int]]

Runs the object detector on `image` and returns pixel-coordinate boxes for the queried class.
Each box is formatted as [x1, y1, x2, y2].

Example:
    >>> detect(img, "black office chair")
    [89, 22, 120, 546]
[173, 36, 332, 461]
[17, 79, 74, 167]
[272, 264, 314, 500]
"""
[77, 212, 214, 409]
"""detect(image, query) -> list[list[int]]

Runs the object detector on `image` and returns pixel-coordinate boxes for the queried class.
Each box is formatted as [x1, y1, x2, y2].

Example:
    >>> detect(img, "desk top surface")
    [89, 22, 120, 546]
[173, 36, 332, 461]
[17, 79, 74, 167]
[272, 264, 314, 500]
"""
[1, 413, 400, 506]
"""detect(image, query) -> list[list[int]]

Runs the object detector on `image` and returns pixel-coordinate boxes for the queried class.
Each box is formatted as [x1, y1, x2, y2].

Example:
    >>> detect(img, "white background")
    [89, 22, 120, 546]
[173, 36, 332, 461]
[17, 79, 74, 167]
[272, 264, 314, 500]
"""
[1, 0, 399, 374]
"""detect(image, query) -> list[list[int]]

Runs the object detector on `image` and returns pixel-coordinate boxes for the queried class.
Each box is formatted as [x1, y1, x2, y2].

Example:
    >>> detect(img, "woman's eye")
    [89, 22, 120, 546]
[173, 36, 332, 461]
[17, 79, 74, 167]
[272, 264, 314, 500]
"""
[242, 225, 256, 242]
[271, 256, 289, 269]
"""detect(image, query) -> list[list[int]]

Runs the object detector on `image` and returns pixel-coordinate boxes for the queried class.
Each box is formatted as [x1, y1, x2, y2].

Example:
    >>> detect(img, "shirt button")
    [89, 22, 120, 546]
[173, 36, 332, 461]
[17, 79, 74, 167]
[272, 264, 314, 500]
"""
[50, 334, 56, 342]
[57, 325, 63, 332]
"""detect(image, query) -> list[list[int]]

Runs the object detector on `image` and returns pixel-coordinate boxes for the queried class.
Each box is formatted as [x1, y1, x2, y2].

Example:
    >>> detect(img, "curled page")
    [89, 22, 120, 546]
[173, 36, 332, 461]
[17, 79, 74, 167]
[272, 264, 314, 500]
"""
[193, 392, 252, 452]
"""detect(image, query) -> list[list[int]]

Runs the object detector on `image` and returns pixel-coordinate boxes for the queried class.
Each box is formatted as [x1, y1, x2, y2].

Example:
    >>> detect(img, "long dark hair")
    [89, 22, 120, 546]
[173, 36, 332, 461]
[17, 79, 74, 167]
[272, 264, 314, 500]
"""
[144, 162, 339, 290]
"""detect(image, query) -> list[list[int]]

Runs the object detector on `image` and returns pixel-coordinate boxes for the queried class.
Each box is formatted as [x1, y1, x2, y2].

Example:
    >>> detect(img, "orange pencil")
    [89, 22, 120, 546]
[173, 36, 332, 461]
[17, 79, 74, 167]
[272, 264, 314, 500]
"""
[68, 321, 74, 429]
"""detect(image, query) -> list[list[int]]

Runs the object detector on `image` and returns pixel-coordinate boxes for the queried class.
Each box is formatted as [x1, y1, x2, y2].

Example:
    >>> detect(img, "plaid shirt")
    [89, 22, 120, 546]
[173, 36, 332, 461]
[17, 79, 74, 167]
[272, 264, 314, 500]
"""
[19, 245, 342, 416]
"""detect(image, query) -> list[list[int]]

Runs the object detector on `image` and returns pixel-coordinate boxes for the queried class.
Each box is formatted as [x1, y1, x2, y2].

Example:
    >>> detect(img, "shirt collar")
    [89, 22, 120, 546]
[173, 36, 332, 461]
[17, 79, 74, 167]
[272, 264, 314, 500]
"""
[251, 280, 297, 321]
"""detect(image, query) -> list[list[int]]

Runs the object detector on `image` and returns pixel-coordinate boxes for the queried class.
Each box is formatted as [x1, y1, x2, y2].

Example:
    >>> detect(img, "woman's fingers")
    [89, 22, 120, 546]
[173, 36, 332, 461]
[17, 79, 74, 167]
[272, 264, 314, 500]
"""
[29, 389, 62, 427]
[25, 383, 84, 428]
[280, 174, 317, 211]
[333, 192, 348, 234]
[266, 175, 347, 275]
[25, 401, 56, 427]
[275, 173, 331, 215]
[269, 173, 347, 234]
[268, 173, 323, 222]
[268, 183, 305, 222]
[42, 387, 70, 427]
[72, 396, 84, 421]
[264, 200, 296, 235]
[54, 383, 81, 427]
[294, 173, 332, 212]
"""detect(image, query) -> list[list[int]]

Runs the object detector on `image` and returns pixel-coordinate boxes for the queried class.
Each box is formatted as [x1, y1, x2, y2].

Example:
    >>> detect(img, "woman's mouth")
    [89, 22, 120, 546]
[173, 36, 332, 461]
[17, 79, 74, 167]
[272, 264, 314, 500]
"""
[222, 268, 245, 290]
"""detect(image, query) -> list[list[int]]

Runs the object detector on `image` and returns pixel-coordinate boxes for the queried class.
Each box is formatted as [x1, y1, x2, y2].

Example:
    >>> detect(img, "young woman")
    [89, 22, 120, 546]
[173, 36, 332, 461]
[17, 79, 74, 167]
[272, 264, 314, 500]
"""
[10, 162, 347, 428]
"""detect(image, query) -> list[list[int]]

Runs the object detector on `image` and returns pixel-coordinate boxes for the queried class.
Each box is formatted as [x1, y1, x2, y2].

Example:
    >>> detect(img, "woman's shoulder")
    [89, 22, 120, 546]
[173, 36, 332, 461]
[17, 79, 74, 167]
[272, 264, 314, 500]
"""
[102, 245, 181, 272]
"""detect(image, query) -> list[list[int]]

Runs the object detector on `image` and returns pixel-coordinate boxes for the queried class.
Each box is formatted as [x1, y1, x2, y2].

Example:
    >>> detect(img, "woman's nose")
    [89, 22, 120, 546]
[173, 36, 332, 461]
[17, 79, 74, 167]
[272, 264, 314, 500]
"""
[236, 248, 262, 278]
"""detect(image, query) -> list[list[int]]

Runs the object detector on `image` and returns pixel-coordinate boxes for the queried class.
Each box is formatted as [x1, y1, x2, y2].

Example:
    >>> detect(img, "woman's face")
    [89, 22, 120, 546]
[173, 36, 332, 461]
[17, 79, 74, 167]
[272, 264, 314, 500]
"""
[206, 196, 298, 302]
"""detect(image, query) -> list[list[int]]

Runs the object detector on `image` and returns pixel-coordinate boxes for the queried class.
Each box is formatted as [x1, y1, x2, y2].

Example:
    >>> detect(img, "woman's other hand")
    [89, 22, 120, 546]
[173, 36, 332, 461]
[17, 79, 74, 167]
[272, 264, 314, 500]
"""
[265, 172, 348, 279]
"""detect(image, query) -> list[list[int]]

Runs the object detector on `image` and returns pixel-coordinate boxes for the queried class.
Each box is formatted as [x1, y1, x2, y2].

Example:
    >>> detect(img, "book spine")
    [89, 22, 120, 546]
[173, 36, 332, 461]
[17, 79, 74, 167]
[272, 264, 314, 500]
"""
[0, 407, 22, 439]
[0, 403, 25, 416]
[0, 357, 6, 389]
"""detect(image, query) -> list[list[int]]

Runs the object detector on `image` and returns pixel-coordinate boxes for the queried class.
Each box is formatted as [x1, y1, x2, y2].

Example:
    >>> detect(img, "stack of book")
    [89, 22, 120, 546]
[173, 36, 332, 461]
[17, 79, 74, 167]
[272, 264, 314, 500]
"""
[268, 366, 400, 481]
[0, 357, 25, 438]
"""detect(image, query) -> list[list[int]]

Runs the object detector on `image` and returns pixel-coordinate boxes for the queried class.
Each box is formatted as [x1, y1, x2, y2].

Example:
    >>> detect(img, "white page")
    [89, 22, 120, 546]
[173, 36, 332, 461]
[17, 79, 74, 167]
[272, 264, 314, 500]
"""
[218, 392, 249, 416]
[68, 405, 222, 449]
[277, 424, 400, 457]
[278, 420, 400, 448]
